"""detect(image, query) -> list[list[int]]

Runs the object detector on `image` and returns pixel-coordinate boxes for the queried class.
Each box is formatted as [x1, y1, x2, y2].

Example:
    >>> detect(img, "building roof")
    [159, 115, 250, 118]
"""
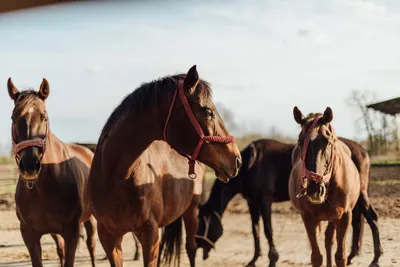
[367, 97, 400, 116]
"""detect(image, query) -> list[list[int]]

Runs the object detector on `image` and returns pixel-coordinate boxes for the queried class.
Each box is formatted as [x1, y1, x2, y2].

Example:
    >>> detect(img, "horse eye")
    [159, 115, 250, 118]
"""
[204, 108, 214, 119]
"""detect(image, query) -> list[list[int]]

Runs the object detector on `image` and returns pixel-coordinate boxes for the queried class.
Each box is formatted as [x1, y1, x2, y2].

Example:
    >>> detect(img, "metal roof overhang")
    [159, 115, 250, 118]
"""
[367, 97, 400, 116]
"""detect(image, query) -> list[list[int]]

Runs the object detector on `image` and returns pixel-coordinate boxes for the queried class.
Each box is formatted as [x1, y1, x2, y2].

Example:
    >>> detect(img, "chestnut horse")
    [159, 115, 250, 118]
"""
[75, 142, 141, 261]
[8, 78, 97, 267]
[289, 106, 360, 267]
[196, 138, 382, 267]
[87, 65, 242, 267]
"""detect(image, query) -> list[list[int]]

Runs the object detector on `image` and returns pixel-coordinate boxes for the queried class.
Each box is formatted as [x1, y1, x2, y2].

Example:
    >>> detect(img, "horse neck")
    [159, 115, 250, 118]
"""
[205, 176, 241, 217]
[100, 95, 170, 176]
[41, 131, 68, 164]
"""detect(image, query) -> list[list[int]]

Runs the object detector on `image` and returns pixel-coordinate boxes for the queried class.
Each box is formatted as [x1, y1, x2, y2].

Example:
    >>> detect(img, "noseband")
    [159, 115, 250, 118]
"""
[299, 116, 336, 190]
[163, 79, 235, 179]
[194, 211, 222, 249]
[11, 120, 49, 189]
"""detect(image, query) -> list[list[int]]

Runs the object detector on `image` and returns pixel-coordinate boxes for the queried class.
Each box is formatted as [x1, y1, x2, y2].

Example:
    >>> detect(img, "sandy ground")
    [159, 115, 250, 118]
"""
[0, 200, 399, 267]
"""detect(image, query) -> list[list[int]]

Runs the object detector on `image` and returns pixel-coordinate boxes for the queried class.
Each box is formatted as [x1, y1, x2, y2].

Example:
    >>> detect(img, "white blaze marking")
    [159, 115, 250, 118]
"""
[310, 132, 318, 141]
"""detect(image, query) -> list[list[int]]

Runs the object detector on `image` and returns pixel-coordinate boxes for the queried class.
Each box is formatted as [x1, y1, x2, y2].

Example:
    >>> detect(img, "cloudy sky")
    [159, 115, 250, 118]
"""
[1, 0, 400, 154]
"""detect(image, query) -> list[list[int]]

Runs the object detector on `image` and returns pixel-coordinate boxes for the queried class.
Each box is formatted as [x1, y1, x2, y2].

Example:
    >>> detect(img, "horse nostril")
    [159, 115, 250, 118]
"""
[19, 161, 26, 173]
[235, 157, 242, 170]
[35, 158, 41, 171]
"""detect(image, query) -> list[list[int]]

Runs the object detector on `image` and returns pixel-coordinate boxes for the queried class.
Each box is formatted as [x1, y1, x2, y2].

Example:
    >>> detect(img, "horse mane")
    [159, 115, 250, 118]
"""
[304, 112, 323, 124]
[97, 73, 212, 146]
[11, 89, 41, 121]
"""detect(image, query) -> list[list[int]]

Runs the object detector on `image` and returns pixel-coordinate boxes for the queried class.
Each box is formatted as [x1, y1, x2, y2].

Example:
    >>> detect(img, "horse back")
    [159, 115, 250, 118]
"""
[242, 139, 295, 202]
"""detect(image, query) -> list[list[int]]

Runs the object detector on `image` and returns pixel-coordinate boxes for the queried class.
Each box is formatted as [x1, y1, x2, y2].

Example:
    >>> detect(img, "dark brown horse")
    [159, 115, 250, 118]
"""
[196, 136, 382, 266]
[75, 142, 142, 261]
[8, 78, 97, 267]
[290, 106, 360, 267]
[87, 65, 242, 267]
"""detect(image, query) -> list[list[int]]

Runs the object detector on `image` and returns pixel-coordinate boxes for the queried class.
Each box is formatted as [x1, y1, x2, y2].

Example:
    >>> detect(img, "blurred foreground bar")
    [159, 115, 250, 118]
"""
[0, 0, 90, 13]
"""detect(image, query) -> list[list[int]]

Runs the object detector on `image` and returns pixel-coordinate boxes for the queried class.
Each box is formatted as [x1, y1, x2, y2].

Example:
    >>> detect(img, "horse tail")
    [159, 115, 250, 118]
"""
[158, 217, 183, 267]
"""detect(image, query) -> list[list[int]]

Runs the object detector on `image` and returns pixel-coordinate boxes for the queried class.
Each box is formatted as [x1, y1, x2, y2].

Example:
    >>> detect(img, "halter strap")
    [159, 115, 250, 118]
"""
[11, 122, 49, 160]
[163, 79, 235, 179]
[194, 211, 222, 249]
[300, 116, 336, 188]
[11, 121, 49, 190]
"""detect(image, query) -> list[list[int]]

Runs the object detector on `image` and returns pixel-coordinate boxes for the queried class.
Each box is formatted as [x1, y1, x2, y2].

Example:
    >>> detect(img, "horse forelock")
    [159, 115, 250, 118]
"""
[11, 90, 43, 121]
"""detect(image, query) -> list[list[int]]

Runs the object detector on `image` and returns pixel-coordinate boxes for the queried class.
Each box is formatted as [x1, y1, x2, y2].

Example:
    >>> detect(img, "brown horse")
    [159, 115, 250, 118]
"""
[8, 78, 97, 267]
[289, 106, 360, 267]
[87, 65, 242, 267]
[75, 142, 142, 261]
[196, 138, 382, 267]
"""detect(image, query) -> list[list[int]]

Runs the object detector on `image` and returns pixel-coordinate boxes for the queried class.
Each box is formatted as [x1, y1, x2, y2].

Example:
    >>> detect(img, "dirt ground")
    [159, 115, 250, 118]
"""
[0, 198, 399, 267]
[0, 164, 399, 266]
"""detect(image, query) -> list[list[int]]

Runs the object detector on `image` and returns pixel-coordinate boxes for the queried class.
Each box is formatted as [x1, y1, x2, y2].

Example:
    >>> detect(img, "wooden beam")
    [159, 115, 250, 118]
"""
[0, 0, 86, 14]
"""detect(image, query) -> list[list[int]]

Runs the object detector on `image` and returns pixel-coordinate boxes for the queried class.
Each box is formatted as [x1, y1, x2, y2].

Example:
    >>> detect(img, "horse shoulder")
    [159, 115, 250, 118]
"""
[335, 141, 360, 209]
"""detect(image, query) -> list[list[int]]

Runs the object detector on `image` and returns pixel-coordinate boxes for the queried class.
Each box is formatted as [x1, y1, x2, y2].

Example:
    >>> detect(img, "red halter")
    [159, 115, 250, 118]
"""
[163, 79, 236, 179]
[11, 123, 48, 161]
[300, 116, 335, 188]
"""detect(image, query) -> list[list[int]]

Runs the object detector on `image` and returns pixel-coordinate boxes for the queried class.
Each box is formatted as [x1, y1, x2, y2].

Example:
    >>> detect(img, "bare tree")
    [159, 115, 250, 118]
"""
[346, 89, 379, 153]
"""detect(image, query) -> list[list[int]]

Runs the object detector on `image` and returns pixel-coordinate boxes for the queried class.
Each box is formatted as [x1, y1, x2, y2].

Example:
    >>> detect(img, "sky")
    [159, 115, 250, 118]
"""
[1, 0, 400, 154]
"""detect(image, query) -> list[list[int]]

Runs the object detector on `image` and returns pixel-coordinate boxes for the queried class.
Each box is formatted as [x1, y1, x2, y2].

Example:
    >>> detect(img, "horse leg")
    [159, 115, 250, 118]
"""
[334, 211, 351, 267]
[132, 233, 141, 261]
[245, 199, 261, 267]
[260, 197, 278, 267]
[325, 222, 335, 267]
[135, 219, 159, 267]
[359, 191, 383, 267]
[182, 202, 199, 267]
[51, 234, 65, 266]
[301, 214, 322, 267]
[20, 223, 43, 267]
[83, 215, 97, 267]
[348, 196, 364, 265]
[63, 222, 80, 267]
[97, 223, 124, 267]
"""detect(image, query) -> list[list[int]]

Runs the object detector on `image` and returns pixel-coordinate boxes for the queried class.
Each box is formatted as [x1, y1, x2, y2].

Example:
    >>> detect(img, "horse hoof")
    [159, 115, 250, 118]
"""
[245, 263, 256, 267]
[268, 247, 279, 263]
[133, 255, 140, 261]
[368, 263, 380, 267]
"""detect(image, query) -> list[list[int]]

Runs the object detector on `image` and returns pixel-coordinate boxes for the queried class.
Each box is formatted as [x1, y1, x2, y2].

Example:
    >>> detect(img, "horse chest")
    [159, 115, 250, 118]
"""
[15, 184, 81, 234]
[303, 201, 346, 221]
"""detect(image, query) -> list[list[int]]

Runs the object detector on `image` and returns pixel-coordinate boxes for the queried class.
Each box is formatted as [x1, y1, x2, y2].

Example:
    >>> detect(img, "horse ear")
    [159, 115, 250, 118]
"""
[293, 106, 306, 125]
[7, 78, 20, 101]
[38, 78, 50, 101]
[183, 65, 199, 95]
[321, 107, 333, 124]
